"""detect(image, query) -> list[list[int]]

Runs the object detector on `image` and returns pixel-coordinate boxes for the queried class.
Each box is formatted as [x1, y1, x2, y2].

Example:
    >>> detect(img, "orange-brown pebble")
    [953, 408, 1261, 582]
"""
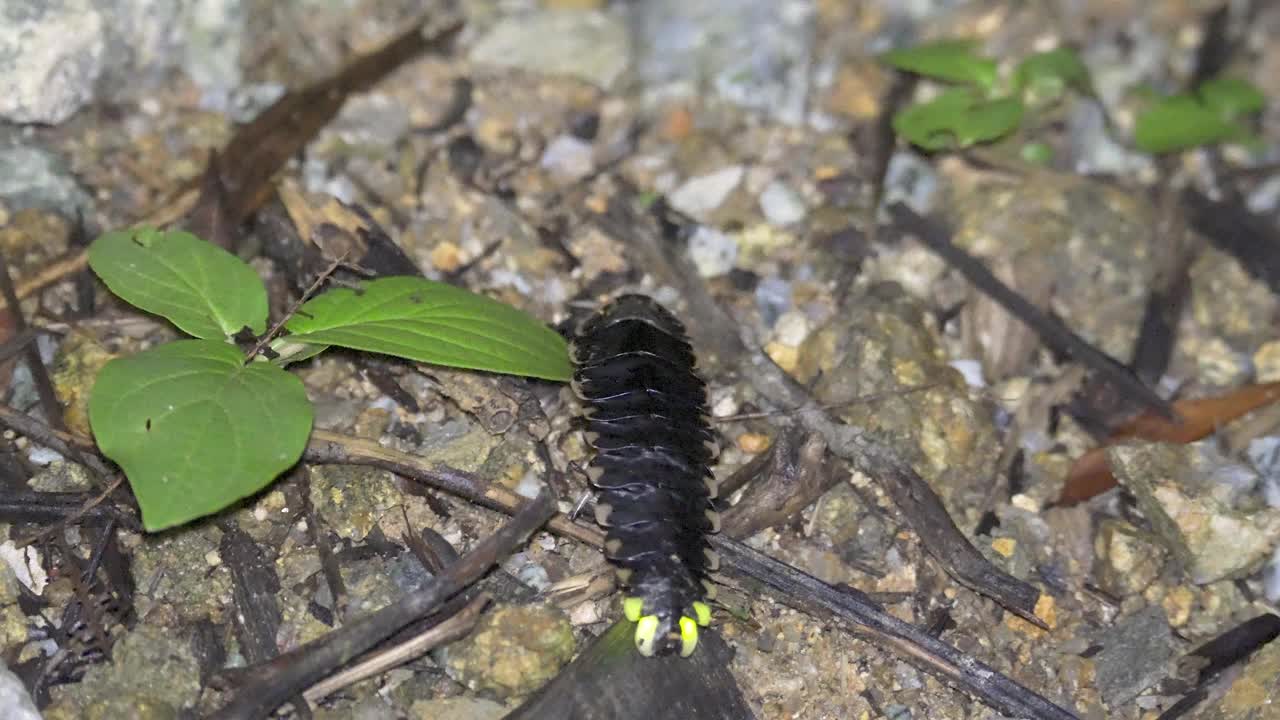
[659, 105, 695, 141]
[430, 241, 463, 273]
[737, 432, 772, 454]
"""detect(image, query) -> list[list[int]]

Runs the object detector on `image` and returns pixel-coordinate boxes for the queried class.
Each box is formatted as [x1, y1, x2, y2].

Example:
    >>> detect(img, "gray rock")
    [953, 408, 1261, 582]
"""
[1091, 605, 1179, 707]
[1108, 442, 1280, 585]
[668, 165, 744, 219]
[0, 141, 93, 215]
[1265, 546, 1280, 603]
[0, 0, 105, 124]
[540, 134, 596, 181]
[470, 10, 629, 89]
[441, 603, 575, 698]
[1093, 519, 1166, 597]
[95, 0, 187, 90]
[880, 151, 937, 216]
[45, 622, 202, 716]
[795, 283, 999, 517]
[409, 697, 507, 720]
[630, 0, 815, 124]
[0, 659, 39, 720]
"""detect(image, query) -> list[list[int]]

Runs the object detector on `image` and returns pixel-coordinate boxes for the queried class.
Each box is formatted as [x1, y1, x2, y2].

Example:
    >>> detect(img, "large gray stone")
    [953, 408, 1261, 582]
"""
[470, 9, 629, 89]
[0, 0, 105, 124]
[0, 659, 39, 720]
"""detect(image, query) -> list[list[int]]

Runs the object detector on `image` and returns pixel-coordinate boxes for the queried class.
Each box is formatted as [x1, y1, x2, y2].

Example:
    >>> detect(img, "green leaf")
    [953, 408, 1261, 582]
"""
[90, 340, 312, 531]
[881, 39, 998, 90]
[1014, 48, 1092, 105]
[1020, 141, 1054, 165]
[1197, 77, 1266, 121]
[1133, 94, 1249, 154]
[284, 276, 572, 381]
[89, 228, 269, 340]
[892, 88, 1025, 151]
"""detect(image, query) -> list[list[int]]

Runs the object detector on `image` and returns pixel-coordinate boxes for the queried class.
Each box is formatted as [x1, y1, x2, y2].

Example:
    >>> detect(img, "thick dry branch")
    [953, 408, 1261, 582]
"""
[209, 491, 554, 720]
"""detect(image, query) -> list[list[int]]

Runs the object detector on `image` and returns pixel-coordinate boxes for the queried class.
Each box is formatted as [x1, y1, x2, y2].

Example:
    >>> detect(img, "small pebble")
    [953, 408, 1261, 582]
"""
[771, 310, 810, 347]
[949, 359, 986, 388]
[431, 242, 463, 273]
[669, 166, 744, 219]
[990, 537, 1017, 558]
[764, 341, 799, 373]
[688, 225, 738, 277]
[540, 134, 595, 180]
[758, 181, 806, 226]
[569, 602, 601, 626]
[204, 550, 222, 567]
[737, 432, 771, 454]
[711, 388, 740, 418]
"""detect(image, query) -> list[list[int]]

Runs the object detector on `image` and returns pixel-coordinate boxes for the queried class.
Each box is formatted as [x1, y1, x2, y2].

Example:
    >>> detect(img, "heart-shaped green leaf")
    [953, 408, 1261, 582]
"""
[893, 88, 1025, 151]
[89, 339, 312, 531]
[89, 228, 268, 340]
[284, 276, 572, 381]
[881, 39, 998, 90]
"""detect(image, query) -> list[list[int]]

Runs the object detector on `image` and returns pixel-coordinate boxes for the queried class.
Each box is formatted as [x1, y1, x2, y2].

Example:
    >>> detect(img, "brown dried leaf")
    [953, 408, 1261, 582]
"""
[1059, 381, 1280, 504]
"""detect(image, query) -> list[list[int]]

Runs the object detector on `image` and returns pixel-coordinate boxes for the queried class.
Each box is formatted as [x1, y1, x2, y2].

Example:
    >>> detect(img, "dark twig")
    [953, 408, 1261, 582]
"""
[209, 491, 554, 720]
[713, 536, 1078, 720]
[245, 254, 345, 362]
[0, 404, 114, 479]
[886, 202, 1177, 421]
[1157, 613, 1280, 720]
[0, 256, 66, 430]
[737, 349, 1047, 628]
[305, 429, 602, 546]
[721, 429, 836, 539]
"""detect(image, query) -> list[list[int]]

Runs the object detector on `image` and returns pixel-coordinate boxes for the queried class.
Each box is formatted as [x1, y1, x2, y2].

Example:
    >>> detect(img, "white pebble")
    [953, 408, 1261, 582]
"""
[540, 134, 595, 180]
[949, 359, 986, 388]
[669, 166, 744, 219]
[688, 226, 738, 277]
[772, 311, 810, 347]
[758, 181, 805, 226]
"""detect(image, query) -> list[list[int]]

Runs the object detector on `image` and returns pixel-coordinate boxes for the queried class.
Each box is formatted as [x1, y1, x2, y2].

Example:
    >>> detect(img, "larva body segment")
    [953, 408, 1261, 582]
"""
[571, 294, 718, 657]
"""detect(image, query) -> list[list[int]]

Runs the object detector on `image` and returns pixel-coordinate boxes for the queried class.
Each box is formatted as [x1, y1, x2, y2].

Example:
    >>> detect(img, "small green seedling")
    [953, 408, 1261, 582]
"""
[1133, 76, 1267, 154]
[881, 40, 1092, 153]
[87, 228, 571, 531]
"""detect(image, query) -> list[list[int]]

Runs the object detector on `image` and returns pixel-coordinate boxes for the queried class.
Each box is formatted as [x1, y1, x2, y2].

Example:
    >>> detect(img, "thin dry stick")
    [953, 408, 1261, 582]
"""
[210, 491, 553, 720]
[302, 592, 491, 705]
[306, 429, 604, 547]
[244, 253, 347, 362]
[16, 475, 125, 548]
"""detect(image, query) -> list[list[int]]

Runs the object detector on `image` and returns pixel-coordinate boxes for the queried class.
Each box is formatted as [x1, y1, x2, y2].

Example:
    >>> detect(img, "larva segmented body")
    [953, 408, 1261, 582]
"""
[571, 294, 720, 657]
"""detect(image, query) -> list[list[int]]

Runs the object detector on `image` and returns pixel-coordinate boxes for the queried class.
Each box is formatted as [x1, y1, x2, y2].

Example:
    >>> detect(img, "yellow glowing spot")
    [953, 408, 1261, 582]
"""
[692, 601, 712, 627]
[679, 616, 699, 657]
[623, 597, 644, 622]
[635, 615, 659, 656]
